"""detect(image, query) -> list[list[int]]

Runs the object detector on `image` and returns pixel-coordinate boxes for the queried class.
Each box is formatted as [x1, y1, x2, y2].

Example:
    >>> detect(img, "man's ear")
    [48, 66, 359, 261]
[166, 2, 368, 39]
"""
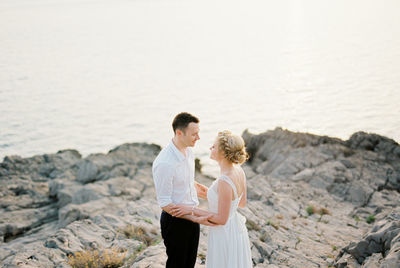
[176, 129, 183, 137]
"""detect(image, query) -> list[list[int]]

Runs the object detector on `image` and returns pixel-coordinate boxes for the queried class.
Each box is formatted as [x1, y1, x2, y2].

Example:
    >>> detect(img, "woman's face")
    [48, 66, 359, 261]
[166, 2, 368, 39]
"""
[209, 139, 222, 161]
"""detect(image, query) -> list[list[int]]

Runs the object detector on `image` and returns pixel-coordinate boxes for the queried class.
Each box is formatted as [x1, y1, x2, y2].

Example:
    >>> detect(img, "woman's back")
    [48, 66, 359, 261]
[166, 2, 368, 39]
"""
[206, 170, 252, 268]
[224, 166, 246, 200]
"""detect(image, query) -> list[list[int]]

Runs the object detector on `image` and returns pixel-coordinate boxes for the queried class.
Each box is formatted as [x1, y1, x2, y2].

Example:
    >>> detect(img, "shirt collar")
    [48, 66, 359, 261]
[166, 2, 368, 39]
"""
[169, 140, 186, 162]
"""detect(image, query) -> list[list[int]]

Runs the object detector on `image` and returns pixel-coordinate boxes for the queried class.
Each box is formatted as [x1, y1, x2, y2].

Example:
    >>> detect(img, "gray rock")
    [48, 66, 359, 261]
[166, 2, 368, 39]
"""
[76, 159, 99, 183]
[334, 208, 400, 267]
[1, 129, 400, 267]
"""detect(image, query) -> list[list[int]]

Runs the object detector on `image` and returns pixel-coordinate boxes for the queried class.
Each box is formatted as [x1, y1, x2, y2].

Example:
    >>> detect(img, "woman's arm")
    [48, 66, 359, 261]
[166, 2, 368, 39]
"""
[238, 169, 247, 208]
[238, 186, 247, 208]
[238, 176, 247, 208]
[169, 204, 215, 218]
[209, 180, 231, 225]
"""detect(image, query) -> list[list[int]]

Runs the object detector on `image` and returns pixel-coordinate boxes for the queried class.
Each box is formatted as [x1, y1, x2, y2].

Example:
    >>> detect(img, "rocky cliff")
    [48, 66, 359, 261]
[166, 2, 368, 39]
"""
[0, 128, 399, 267]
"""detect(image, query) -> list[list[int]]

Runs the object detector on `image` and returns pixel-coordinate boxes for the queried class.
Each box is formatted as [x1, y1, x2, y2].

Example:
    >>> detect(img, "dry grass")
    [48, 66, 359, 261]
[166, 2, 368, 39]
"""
[117, 224, 161, 267]
[318, 207, 331, 216]
[68, 248, 125, 268]
[306, 205, 331, 219]
[120, 225, 156, 246]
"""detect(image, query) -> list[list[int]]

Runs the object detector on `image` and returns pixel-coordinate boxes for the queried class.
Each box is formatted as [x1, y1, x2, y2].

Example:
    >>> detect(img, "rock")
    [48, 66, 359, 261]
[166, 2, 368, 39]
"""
[1, 129, 400, 267]
[243, 128, 400, 267]
[130, 243, 166, 268]
[76, 159, 99, 183]
[362, 253, 382, 268]
[334, 207, 400, 267]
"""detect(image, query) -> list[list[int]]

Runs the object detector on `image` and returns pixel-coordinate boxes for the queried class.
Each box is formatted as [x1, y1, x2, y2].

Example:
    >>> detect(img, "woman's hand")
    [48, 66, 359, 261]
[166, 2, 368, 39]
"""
[170, 205, 192, 217]
[195, 182, 208, 199]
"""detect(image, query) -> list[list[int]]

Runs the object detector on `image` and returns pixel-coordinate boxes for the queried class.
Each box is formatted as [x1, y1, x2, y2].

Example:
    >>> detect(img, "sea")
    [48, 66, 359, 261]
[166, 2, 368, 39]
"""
[1, 0, 399, 176]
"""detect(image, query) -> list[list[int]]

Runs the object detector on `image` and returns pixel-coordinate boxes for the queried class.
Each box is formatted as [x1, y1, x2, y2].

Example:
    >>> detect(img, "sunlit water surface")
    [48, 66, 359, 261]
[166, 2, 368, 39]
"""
[1, 0, 399, 175]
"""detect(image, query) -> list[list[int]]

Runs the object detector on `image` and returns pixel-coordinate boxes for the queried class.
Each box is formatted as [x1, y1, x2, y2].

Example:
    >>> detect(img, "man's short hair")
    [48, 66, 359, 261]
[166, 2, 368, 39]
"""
[172, 112, 199, 133]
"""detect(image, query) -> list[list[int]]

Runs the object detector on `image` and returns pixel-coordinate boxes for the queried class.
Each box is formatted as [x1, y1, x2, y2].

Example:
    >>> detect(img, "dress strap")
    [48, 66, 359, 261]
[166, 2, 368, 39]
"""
[219, 175, 238, 200]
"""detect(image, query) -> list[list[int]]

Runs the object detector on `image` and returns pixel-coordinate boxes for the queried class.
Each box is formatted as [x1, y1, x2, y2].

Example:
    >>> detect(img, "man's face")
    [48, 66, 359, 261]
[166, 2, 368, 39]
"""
[181, 122, 200, 147]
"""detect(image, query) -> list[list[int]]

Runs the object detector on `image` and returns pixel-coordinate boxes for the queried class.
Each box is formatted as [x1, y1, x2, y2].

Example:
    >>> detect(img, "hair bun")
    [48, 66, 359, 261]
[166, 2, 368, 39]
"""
[217, 131, 249, 164]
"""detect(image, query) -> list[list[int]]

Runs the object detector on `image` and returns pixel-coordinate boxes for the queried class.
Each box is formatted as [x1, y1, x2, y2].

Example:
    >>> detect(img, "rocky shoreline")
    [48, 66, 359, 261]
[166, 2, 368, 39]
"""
[1, 128, 399, 267]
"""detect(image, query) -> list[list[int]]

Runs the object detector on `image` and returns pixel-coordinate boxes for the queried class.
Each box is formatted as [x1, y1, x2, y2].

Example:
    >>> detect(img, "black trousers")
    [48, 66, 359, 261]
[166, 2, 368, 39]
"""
[160, 211, 200, 268]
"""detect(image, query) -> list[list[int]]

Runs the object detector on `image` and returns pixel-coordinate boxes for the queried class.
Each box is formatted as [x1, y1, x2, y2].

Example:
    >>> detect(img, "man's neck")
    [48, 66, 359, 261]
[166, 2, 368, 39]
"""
[172, 137, 187, 156]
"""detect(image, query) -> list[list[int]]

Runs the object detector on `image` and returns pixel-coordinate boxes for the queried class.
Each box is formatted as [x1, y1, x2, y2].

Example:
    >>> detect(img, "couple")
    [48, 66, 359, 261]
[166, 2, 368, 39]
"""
[152, 112, 252, 268]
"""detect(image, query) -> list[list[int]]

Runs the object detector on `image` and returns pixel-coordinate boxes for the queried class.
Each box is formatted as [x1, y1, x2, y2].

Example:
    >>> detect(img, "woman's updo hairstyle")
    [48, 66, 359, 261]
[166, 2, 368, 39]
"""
[217, 130, 249, 164]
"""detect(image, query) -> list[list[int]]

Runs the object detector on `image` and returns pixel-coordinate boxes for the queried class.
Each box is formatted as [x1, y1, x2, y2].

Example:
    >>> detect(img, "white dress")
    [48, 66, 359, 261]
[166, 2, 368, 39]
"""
[206, 175, 253, 268]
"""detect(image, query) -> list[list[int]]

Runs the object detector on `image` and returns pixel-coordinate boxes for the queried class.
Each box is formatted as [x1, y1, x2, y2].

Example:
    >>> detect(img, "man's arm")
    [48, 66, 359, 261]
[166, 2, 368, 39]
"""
[154, 163, 214, 225]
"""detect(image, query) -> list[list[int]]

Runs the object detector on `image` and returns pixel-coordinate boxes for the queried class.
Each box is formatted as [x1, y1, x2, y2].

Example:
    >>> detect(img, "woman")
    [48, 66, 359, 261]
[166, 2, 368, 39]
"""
[171, 130, 253, 268]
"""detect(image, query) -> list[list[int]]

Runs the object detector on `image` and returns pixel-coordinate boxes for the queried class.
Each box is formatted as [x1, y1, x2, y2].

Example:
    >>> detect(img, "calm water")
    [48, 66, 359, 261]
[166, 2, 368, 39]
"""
[1, 0, 399, 175]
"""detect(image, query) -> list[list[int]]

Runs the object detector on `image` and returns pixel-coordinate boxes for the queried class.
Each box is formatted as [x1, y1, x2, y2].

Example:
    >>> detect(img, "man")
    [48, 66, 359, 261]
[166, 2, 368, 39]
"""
[152, 112, 212, 268]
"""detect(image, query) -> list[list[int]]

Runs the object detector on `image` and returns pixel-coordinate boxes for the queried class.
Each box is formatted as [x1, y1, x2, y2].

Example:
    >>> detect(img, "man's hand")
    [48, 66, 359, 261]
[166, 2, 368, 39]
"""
[195, 181, 208, 199]
[170, 204, 192, 217]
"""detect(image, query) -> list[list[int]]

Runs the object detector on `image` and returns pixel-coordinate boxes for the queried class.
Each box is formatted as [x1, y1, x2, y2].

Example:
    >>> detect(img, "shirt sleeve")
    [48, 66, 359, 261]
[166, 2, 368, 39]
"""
[152, 162, 174, 207]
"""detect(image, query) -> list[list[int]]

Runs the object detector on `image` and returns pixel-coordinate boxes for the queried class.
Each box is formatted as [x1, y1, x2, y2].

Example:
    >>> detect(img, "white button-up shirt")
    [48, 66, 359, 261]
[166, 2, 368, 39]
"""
[152, 141, 199, 208]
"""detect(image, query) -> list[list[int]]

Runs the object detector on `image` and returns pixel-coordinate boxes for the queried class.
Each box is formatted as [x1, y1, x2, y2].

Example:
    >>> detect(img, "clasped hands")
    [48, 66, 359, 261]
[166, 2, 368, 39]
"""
[170, 204, 216, 226]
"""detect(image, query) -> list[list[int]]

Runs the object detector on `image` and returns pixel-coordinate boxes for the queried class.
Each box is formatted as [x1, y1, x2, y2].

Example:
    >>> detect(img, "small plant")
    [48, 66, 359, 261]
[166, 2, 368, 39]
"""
[142, 218, 153, 224]
[117, 225, 161, 267]
[259, 232, 269, 242]
[295, 236, 301, 249]
[266, 220, 279, 230]
[306, 205, 331, 221]
[306, 205, 316, 215]
[327, 254, 335, 259]
[366, 215, 375, 224]
[197, 252, 206, 264]
[246, 219, 261, 231]
[332, 245, 337, 251]
[68, 248, 125, 268]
